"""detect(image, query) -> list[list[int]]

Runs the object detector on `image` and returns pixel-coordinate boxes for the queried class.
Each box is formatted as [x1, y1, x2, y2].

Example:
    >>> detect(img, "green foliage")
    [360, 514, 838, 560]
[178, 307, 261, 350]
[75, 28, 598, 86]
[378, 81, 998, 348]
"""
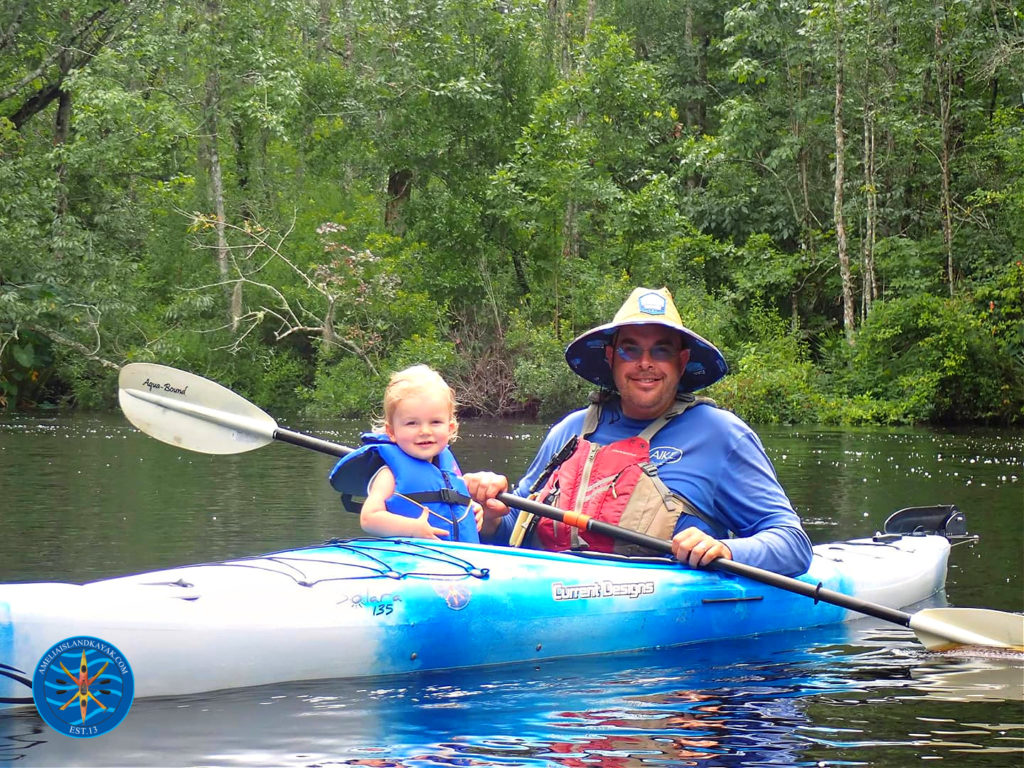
[814, 390, 918, 427]
[873, 236, 948, 297]
[49, 351, 119, 411]
[304, 334, 459, 421]
[0, 328, 57, 408]
[842, 295, 1013, 424]
[975, 259, 1024, 422]
[977, 259, 1024, 358]
[237, 349, 309, 416]
[505, 313, 588, 421]
[707, 303, 819, 425]
[0, 0, 1019, 427]
[384, 335, 460, 387]
[488, 20, 685, 324]
[305, 356, 384, 420]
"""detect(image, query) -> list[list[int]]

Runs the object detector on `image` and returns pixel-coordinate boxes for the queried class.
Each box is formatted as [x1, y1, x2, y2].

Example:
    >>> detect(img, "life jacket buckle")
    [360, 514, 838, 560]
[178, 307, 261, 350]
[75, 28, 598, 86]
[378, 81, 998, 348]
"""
[437, 488, 469, 504]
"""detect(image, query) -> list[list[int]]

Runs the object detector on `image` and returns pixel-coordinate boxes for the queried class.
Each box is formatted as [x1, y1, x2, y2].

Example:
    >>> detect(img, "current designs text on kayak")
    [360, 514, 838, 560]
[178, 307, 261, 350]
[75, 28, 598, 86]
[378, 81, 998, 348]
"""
[551, 580, 655, 601]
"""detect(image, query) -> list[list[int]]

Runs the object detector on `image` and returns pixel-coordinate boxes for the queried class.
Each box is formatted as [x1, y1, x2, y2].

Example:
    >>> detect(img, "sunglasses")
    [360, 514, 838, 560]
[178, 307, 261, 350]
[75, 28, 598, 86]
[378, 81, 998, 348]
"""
[614, 342, 680, 363]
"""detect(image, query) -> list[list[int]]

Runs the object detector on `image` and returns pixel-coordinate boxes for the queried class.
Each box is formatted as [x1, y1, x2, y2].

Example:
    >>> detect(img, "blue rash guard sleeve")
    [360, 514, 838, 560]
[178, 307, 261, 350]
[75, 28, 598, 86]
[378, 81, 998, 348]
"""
[483, 402, 812, 577]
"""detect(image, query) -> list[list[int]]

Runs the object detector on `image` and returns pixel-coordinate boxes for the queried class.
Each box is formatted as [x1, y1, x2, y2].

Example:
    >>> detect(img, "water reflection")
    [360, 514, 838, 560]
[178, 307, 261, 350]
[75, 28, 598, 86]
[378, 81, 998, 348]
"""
[2, 622, 1021, 767]
[911, 654, 1024, 702]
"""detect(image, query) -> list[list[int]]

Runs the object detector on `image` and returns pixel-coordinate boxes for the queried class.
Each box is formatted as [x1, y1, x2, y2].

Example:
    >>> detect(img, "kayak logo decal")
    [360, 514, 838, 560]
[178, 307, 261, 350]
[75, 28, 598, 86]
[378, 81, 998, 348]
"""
[552, 580, 655, 601]
[32, 636, 134, 739]
[433, 582, 471, 610]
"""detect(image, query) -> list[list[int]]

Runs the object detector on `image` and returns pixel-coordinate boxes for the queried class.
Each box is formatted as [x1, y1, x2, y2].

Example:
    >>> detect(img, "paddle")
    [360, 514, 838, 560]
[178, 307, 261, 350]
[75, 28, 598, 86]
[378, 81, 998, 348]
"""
[118, 363, 1023, 652]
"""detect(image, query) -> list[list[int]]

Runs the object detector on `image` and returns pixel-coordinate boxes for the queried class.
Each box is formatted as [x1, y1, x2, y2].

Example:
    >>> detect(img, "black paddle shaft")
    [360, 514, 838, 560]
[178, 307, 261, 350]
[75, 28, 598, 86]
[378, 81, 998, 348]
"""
[274, 427, 352, 457]
[501, 492, 916, 628]
[266, 423, 914, 630]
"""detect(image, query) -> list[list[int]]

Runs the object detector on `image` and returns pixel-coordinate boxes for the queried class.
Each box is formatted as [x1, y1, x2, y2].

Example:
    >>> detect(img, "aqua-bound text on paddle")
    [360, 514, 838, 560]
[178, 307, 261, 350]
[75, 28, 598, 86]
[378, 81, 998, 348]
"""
[141, 377, 189, 396]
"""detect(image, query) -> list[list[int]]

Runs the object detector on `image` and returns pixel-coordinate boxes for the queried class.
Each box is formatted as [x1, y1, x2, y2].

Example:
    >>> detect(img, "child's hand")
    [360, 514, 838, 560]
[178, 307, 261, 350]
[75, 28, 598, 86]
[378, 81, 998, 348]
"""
[415, 508, 450, 541]
[471, 502, 484, 531]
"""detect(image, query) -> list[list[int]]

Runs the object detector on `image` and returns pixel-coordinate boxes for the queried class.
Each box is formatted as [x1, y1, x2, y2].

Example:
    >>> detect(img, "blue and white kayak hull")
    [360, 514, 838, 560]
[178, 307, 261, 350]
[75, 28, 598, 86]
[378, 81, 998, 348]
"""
[0, 534, 949, 708]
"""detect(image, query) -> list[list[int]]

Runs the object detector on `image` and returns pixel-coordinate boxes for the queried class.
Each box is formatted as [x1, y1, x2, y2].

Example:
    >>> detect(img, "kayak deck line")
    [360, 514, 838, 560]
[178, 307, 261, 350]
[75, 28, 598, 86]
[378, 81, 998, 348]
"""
[95, 538, 496, 592]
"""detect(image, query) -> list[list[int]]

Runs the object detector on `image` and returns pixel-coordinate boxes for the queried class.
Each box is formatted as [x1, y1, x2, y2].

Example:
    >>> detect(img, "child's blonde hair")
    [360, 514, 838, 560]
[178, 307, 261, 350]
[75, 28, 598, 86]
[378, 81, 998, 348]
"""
[375, 364, 459, 439]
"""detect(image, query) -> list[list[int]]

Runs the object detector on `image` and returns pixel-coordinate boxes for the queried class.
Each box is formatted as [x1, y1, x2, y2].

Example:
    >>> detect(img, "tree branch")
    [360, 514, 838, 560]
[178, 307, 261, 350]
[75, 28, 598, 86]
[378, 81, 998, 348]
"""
[24, 324, 119, 370]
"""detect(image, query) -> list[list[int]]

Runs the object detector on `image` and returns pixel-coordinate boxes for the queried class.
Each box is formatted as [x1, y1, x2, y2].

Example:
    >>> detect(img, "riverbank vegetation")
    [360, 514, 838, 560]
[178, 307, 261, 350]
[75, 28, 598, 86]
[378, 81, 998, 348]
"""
[1, 0, 1021, 425]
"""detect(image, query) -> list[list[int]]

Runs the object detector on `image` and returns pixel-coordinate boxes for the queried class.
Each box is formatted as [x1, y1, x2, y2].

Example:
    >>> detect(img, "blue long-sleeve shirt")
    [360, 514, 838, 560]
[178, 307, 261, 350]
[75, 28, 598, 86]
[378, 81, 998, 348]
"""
[483, 400, 813, 576]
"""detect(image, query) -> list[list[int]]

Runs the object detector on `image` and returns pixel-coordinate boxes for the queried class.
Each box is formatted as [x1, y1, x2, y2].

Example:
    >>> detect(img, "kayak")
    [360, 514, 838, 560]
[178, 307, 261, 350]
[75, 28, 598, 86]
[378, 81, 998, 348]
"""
[0, 532, 950, 709]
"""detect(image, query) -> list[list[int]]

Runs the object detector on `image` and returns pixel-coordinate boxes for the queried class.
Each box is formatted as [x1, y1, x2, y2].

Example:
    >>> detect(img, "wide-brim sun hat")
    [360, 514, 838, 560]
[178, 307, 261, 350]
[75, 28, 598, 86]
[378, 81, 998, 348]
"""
[564, 287, 729, 393]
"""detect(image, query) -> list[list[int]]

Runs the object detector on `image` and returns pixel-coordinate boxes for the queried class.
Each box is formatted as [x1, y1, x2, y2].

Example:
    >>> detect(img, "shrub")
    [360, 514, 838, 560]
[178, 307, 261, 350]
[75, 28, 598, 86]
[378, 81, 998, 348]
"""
[707, 304, 819, 425]
[506, 313, 589, 421]
[304, 357, 384, 419]
[848, 294, 1011, 424]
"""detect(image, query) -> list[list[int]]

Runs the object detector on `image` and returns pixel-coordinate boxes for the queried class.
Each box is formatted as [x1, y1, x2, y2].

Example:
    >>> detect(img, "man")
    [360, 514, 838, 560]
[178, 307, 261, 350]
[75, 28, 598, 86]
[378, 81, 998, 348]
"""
[465, 286, 812, 576]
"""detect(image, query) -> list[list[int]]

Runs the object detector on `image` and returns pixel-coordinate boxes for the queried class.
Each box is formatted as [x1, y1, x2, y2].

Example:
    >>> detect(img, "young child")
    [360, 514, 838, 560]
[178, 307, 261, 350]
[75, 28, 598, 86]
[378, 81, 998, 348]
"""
[328, 365, 481, 542]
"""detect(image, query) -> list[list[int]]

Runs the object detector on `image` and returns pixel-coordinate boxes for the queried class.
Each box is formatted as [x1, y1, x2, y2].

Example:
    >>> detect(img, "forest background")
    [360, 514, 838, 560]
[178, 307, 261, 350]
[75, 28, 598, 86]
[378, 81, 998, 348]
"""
[1, 0, 1022, 426]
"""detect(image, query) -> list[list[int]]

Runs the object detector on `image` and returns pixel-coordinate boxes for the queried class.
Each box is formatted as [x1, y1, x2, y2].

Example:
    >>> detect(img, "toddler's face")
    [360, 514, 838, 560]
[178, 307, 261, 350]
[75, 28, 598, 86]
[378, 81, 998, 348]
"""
[385, 392, 455, 461]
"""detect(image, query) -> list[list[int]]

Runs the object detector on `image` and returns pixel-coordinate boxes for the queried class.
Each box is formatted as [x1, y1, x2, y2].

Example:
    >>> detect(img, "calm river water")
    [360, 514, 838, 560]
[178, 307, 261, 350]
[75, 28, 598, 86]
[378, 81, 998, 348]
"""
[0, 413, 1021, 767]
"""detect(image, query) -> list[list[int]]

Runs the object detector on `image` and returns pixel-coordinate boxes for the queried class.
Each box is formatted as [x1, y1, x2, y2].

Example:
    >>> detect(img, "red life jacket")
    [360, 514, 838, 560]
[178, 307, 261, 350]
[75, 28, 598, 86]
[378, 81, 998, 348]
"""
[526, 393, 719, 555]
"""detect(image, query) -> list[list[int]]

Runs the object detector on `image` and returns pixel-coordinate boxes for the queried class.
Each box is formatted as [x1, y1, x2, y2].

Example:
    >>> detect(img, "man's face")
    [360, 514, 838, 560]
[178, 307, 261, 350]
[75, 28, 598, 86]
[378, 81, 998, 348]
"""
[605, 324, 690, 420]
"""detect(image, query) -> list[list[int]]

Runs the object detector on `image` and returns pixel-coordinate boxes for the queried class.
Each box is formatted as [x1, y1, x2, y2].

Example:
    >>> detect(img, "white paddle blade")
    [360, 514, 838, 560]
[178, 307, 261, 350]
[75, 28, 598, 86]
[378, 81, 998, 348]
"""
[119, 363, 278, 454]
[910, 607, 1024, 651]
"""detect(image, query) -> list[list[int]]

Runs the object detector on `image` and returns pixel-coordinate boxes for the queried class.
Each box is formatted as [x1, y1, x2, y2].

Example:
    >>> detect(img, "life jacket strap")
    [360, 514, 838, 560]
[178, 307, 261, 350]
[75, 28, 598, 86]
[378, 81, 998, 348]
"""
[341, 488, 471, 515]
[402, 488, 473, 506]
[340, 494, 363, 514]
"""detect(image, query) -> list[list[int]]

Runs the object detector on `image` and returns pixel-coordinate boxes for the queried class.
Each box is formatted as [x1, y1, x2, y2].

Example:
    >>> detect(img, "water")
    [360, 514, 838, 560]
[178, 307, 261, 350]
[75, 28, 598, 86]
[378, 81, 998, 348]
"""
[0, 413, 1021, 767]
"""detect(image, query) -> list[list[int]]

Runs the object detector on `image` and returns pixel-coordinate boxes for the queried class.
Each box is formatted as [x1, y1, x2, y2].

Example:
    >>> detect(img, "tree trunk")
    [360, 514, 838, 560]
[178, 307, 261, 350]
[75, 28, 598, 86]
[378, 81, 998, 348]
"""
[53, 90, 72, 221]
[861, 106, 878, 316]
[935, 16, 955, 296]
[859, 0, 879, 317]
[684, 2, 695, 131]
[834, 1, 855, 345]
[52, 9, 73, 238]
[385, 169, 412, 233]
[861, 100, 878, 316]
[556, 198, 579, 338]
[323, 293, 338, 347]
[796, 62, 816, 302]
[202, 67, 238, 331]
[551, 0, 571, 76]
[681, 0, 709, 147]
[585, 0, 596, 34]
[50, 10, 73, 262]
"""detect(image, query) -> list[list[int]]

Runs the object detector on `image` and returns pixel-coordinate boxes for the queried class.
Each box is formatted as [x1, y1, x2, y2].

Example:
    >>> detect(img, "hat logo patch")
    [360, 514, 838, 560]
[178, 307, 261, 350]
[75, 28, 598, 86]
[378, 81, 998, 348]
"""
[637, 292, 667, 316]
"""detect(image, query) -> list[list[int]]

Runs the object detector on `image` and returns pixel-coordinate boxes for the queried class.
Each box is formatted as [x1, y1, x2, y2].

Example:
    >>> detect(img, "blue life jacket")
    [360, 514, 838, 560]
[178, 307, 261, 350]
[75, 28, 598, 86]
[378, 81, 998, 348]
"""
[329, 433, 478, 543]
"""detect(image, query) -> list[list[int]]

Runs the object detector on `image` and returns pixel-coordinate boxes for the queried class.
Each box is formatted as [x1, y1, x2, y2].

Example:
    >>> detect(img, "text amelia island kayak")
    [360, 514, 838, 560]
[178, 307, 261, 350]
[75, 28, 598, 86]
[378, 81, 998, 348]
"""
[1, 531, 952, 709]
